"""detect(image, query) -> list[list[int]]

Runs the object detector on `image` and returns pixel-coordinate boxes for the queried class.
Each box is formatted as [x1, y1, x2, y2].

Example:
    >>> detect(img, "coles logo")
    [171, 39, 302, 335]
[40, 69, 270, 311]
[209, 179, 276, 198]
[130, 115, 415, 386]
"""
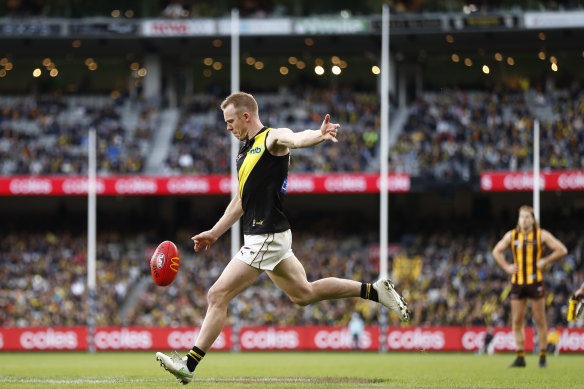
[219, 177, 233, 193]
[314, 329, 372, 350]
[287, 176, 315, 193]
[503, 173, 545, 191]
[9, 178, 52, 195]
[375, 175, 411, 192]
[95, 328, 152, 350]
[387, 329, 445, 350]
[557, 172, 584, 190]
[62, 178, 105, 194]
[167, 330, 226, 350]
[461, 330, 516, 351]
[20, 328, 78, 350]
[240, 328, 299, 350]
[114, 178, 157, 194]
[167, 178, 210, 194]
[324, 176, 367, 192]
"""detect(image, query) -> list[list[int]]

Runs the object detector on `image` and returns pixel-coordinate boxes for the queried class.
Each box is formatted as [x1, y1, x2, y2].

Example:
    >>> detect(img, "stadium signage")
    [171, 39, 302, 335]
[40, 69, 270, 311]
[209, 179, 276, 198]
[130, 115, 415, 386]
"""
[480, 171, 584, 191]
[94, 328, 152, 350]
[0, 23, 62, 36]
[451, 15, 517, 30]
[69, 22, 138, 36]
[142, 20, 215, 36]
[218, 18, 293, 35]
[0, 173, 410, 196]
[2, 326, 584, 352]
[524, 11, 584, 28]
[387, 328, 445, 350]
[294, 18, 368, 34]
[167, 329, 228, 350]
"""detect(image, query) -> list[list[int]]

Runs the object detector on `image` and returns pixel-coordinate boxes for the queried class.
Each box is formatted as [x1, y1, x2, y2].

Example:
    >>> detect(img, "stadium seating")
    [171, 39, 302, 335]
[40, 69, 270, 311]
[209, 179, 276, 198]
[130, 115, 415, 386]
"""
[1, 85, 582, 178]
[2, 224, 582, 328]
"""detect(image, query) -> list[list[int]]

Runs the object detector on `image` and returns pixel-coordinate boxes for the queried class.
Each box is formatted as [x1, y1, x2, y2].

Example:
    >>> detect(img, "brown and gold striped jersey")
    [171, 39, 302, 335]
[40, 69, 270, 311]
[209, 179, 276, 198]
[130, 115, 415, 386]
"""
[510, 228, 542, 285]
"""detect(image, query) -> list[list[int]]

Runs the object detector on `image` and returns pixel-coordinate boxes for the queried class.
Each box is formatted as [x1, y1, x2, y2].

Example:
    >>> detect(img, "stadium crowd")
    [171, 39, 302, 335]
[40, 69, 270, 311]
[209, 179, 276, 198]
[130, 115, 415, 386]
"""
[2, 221, 583, 329]
[0, 97, 157, 176]
[2, 85, 582, 179]
[389, 84, 584, 182]
[162, 87, 381, 175]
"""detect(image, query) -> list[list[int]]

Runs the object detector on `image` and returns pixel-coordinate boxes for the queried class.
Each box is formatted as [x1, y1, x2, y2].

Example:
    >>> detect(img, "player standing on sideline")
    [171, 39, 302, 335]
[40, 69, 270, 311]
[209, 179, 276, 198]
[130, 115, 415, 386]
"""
[156, 92, 409, 384]
[492, 205, 567, 368]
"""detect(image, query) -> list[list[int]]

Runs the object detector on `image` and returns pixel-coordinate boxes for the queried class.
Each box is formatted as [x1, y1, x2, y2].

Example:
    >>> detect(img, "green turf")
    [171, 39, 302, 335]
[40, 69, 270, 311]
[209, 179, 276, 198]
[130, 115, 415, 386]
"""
[0, 351, 582, 388]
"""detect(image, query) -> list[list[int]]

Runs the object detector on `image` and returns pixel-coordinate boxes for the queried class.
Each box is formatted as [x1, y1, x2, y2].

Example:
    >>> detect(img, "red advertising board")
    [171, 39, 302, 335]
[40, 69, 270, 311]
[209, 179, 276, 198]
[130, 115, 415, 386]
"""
[0, 327, 231, 351]
[2, 326, 583, 352]
[0, 173, 410, 196]
[481, 170, 584, 191]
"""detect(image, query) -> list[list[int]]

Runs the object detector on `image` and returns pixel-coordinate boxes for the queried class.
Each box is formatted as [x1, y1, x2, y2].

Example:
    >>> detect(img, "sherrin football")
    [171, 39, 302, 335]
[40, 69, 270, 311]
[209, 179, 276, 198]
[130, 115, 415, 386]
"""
[150, 240, 180, 286]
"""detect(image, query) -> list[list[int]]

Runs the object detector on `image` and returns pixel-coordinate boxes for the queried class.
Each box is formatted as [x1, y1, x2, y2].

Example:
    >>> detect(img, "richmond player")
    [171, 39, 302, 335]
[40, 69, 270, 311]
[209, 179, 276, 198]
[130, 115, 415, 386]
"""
[492, 205, 567, 368]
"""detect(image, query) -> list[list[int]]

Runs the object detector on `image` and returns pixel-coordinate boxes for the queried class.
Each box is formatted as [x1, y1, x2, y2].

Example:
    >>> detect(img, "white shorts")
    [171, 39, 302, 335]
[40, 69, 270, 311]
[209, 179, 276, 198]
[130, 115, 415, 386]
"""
[234, 229, 294, 271]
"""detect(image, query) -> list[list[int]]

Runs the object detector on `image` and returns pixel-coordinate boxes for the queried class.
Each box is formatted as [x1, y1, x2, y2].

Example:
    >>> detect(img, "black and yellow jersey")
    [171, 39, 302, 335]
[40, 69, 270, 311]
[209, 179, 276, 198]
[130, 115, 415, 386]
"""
[510, 228, 543, 285]
[236, 127, 290, 234]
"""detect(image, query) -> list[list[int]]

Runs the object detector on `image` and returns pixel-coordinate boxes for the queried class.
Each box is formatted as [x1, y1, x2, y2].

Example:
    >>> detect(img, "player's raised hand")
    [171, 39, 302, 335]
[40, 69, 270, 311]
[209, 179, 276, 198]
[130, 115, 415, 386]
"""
[192, 231, 217, 252]
[320, 114, 339, 143]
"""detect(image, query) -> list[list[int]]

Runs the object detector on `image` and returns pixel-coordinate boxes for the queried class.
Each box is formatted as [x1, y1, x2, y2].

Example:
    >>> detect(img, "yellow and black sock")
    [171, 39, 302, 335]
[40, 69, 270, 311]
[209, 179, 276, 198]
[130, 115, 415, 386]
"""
[539, 350, 546, 361]
[186, 346, 205, 371]
[517, 350, 525, 359]
[361, 283, 379, 302]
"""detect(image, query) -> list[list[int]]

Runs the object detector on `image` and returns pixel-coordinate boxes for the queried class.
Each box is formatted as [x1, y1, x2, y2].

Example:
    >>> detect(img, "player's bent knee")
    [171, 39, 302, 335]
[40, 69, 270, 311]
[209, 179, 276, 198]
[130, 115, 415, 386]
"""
[289, 290, 314, 306]
[207, 284, 230, 307]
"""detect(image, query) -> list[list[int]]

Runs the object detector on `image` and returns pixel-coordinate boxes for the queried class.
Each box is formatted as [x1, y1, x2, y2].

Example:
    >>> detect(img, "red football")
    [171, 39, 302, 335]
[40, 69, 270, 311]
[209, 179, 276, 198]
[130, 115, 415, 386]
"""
[150, 240, 180, 286]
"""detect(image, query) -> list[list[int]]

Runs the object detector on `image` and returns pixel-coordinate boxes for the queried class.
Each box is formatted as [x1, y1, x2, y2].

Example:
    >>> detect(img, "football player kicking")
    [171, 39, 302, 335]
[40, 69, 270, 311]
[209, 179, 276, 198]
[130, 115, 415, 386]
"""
[156, 92, 409, 384]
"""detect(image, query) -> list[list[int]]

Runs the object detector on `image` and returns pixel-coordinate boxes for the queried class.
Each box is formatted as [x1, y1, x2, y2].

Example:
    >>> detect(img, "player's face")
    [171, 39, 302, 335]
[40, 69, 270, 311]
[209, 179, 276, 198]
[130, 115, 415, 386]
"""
[518, 210, 534, 232]
[223, 104, 247, 141]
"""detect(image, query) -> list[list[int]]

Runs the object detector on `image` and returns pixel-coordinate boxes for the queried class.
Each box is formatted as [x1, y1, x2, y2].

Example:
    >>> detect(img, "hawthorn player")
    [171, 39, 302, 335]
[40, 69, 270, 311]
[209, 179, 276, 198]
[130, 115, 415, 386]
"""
[492, 205, 567, 368]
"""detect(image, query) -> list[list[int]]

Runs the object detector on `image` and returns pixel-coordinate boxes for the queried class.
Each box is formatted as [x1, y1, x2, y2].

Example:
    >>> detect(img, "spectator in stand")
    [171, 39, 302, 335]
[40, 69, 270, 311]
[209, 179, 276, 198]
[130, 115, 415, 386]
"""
[348, 312, 365, 350]
[162, 0, 189, 18]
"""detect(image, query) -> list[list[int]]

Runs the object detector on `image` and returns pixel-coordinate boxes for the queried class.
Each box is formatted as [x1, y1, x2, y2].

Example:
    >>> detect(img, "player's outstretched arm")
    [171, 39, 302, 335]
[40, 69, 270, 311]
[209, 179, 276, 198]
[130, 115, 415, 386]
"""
[268, 114, 339, 153]
[192, 194, 243, 252]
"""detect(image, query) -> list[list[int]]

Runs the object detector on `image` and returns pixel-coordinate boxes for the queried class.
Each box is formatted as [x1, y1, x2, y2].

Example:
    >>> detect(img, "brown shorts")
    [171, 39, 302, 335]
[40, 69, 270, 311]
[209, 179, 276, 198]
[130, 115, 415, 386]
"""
[510, 282, 545, 300]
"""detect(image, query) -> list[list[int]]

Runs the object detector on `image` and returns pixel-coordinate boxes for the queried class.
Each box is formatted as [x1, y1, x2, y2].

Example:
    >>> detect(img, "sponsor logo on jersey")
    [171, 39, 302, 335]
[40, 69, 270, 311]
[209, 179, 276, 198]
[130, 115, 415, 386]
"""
[249, 146, 262, 155]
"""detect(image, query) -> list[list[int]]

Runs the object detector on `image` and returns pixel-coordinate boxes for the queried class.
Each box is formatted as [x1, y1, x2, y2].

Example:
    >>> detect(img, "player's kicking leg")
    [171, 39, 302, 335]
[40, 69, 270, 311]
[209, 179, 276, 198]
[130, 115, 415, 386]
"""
[266, 256, 409, 321]
[156, 259, 262, 384]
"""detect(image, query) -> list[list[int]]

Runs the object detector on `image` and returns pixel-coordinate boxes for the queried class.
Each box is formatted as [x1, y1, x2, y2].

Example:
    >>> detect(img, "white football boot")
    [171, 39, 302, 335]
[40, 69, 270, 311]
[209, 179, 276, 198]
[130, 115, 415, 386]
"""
[373, 278, 410, 321]
[156, 351, 194, 385]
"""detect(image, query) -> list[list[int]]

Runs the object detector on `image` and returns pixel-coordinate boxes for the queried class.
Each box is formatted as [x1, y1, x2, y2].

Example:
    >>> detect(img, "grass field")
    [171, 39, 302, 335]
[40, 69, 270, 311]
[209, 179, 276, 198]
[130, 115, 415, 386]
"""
[0, 351, 582, 388]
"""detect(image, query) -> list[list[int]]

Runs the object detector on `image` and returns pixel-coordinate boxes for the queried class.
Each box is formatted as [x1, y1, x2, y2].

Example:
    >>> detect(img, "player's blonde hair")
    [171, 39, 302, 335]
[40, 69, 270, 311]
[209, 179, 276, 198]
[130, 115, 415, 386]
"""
[516, 205, 539, 231]
[221, 92, 259, 117]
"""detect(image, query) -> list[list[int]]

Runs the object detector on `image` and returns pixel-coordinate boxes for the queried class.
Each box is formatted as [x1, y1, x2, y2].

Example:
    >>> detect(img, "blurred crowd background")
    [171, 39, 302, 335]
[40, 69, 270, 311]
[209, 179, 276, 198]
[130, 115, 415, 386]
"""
[1, 0, 584, 335]
[2, 218, 583, 328]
